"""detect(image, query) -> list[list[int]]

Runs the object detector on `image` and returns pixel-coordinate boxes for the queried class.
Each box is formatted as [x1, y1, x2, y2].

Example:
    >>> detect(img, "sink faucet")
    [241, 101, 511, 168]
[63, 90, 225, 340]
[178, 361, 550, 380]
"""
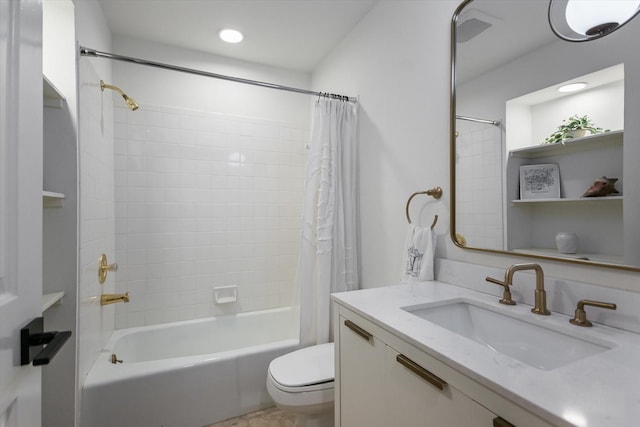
[486, 263, 550, 315]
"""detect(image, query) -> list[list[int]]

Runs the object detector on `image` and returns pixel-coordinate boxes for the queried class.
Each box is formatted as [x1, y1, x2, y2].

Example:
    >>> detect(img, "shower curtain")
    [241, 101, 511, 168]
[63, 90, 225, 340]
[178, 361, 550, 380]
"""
[298, 97, 359, 347]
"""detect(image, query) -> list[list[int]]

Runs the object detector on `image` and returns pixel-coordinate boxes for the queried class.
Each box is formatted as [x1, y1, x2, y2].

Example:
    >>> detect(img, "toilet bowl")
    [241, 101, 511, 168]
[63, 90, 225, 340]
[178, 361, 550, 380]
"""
[266, 342, 335, 427]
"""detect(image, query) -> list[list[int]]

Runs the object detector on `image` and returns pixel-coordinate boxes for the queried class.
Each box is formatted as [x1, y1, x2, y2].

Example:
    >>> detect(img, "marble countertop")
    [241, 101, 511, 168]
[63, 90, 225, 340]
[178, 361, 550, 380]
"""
[331, 281, 640, 427]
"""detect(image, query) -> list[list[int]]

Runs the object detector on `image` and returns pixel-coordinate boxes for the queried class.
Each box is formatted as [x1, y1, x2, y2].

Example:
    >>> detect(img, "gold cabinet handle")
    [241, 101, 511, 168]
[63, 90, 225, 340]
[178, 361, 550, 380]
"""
[396, 354, 446, 391]
[98, 253, 118, 284]
[344, 319, 373, 342]
[493, 417, 516, 427]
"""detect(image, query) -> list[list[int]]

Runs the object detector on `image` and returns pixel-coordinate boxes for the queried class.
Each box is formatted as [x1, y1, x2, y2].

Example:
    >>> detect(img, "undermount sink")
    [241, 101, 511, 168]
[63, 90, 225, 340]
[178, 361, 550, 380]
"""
[403, 299, 612, 370]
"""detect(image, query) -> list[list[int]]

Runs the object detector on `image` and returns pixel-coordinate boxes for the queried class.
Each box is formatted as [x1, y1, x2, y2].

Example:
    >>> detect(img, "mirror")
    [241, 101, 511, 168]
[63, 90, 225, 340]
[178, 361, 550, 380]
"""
[451, 0, 640, 271]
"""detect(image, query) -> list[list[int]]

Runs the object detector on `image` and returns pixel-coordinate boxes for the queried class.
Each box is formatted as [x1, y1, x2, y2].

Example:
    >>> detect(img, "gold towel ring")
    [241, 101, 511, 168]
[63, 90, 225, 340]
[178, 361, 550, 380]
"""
[405, 186, 442, 229]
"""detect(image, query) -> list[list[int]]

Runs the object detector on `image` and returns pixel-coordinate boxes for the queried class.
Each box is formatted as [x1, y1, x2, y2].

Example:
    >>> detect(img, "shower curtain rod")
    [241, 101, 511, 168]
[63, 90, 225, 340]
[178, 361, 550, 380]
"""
[80, 47, 357, 103]
[456, 115, 500, 126]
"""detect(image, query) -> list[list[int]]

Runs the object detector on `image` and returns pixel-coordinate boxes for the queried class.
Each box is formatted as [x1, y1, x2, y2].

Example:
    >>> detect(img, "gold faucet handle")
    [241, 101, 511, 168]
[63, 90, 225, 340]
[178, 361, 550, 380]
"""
[570, 299, 617, 327]
[98, 253, 118, 284]
[485, 276, 516, 305]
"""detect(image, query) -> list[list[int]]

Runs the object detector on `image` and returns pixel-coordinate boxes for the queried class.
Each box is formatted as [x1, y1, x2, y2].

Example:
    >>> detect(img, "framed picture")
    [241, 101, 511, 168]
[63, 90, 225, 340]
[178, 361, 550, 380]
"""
[519, 163, 560, 199]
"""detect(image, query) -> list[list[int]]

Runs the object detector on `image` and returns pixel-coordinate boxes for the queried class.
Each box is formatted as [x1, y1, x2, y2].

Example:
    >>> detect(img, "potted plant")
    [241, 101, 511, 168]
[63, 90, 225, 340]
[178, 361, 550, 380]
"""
[543, 114, 609, 144]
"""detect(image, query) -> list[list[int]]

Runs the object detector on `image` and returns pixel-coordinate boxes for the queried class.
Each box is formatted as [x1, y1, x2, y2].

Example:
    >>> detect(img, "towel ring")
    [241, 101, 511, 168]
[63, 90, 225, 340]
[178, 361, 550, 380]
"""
[406, 186, 442, 229]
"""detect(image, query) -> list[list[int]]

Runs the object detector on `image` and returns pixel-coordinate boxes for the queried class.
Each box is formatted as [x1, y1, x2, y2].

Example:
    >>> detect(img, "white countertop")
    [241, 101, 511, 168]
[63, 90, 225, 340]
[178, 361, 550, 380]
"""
[331, 281, 640, 427]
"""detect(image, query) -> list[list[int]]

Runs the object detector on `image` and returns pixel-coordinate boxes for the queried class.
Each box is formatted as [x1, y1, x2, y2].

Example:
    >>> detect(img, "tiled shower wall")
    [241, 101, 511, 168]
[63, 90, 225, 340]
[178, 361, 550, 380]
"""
[455, 121, 504, 250]
[113, 104, 309, 329]
[78, 61, 116, 381]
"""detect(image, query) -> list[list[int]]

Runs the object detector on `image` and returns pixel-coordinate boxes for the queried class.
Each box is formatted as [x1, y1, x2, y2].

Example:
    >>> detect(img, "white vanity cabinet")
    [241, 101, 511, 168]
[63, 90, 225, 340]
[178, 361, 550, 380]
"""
[335, 304, 554, 427]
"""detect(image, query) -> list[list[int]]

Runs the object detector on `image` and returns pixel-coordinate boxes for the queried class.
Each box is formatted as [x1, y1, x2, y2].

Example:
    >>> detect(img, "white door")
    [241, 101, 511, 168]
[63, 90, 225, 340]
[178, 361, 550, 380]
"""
[0, 0, 44, 425]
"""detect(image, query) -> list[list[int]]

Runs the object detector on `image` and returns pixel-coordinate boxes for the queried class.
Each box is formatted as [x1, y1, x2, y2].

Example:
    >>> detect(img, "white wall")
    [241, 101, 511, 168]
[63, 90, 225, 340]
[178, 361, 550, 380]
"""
[312, 0, 640, 291]
[73, 2, 114, 427]
[112, 103, 308, 328]
[455, 120, 503, 250]
[106, 37, 311, 328]
[111, 36, 312, 124]
[312, 0, 458, 288]
[42, 3, 78, 426]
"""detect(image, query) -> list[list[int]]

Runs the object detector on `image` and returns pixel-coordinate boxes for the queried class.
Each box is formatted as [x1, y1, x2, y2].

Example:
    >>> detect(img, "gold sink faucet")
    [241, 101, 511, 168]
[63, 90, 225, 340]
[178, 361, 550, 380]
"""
[486, 263, 550, 315]
[100, 292, 130, 305]
[570, 299, 617, 327]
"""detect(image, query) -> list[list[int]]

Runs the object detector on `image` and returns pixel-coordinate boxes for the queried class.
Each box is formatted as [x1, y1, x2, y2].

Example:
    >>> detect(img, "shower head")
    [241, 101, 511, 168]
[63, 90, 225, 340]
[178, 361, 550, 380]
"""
[100, 80, 139, 111]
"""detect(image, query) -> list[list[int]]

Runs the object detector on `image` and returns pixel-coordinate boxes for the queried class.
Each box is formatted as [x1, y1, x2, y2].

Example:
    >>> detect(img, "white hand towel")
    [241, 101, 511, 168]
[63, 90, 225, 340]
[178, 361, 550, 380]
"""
[401, 224, 436, 282]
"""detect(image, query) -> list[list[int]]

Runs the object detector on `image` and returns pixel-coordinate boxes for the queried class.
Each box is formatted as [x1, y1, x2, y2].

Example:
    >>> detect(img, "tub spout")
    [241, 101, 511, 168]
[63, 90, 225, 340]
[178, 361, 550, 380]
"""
[101, 292, 130, 305]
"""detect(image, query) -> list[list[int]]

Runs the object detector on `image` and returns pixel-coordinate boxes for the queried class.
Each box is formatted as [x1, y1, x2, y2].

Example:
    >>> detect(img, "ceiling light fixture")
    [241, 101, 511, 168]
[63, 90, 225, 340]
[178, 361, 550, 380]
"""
[557, 82, 588, 92]
[219, 28, 244, 44]
[548, 0, 640, 42]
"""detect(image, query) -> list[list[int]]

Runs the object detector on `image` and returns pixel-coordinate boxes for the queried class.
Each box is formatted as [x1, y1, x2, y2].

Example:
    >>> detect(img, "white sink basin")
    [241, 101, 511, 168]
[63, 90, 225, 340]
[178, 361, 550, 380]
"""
[403, 299, 612, 370]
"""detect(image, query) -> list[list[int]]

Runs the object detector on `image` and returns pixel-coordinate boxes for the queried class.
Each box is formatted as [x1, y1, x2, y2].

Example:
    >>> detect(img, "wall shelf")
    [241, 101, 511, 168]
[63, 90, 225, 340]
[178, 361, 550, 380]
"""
[43, 75, 65, 108]
[42, 291, 65, 312]
[43, 190, 66, 208]
[510, 130, 623, 159]
[511, 196, 623, 205]
[513, 248, 623, 265]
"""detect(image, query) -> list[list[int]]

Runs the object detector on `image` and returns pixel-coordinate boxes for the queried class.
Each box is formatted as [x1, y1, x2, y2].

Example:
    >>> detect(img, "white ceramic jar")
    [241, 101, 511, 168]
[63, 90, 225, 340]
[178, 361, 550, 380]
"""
[555, 232, 578, 254]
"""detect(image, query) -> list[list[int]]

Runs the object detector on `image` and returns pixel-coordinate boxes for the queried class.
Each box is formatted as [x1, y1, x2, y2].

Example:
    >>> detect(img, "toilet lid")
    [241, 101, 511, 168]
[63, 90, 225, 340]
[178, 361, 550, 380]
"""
[269, 342, 334, 388]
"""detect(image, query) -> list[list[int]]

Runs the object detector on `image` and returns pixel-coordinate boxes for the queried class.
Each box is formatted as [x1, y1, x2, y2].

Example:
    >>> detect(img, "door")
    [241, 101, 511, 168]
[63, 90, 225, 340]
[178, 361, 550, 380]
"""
[385, 346, 497, 426]
[338, 316, 386, 427]
[0, 0, 44, 425]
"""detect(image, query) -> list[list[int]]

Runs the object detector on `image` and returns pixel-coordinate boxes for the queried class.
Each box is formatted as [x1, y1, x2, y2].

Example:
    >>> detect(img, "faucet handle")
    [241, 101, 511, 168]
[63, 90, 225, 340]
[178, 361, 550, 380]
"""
[485, 276, 516, 305]
[570, 299, 617, 327]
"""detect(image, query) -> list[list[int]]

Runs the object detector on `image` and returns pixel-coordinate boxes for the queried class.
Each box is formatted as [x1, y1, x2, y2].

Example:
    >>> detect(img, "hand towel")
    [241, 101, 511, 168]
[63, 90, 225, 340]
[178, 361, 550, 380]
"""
[401, 224, 436, 282]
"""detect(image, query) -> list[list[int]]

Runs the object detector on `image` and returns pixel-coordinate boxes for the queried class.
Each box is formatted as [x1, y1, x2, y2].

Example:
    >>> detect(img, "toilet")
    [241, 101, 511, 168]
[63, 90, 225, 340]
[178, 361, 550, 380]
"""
[266, 342, 335, 427]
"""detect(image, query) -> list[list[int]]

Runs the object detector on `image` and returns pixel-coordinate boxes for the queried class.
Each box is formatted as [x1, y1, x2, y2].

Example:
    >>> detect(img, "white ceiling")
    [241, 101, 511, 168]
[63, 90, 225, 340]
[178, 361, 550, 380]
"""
[97, 0, 378, 72]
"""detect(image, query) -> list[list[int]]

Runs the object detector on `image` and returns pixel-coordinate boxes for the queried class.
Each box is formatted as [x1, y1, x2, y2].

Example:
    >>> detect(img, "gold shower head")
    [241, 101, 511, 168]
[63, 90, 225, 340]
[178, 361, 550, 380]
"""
[100, 80, 139, 111]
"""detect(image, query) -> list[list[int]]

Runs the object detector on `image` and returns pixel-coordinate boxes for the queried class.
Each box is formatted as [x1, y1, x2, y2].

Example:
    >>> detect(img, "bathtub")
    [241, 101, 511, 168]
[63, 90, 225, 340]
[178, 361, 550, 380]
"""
[82, 307, 299, 427]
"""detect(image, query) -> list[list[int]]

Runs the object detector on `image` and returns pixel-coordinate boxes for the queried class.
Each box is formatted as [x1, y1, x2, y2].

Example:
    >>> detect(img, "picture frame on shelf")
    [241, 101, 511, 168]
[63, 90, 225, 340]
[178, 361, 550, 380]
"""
[519, 163, 560, 200]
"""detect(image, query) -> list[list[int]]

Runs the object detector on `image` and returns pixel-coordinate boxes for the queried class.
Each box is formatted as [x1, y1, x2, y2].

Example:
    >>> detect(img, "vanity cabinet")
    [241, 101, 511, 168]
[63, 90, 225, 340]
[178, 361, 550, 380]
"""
[335, 305, 553, 427]
[505, 131, 624, 264]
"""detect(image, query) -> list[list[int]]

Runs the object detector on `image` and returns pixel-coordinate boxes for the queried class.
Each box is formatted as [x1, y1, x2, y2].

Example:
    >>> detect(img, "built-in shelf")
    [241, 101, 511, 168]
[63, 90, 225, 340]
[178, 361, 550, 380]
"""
[42, 291, 65, 312]
[43, 190, 65, 208]
[512, 196, 623, 205]
[43, 75, 65, 108]
[513, 248, 623, 265]
[509, 130, 623, 159]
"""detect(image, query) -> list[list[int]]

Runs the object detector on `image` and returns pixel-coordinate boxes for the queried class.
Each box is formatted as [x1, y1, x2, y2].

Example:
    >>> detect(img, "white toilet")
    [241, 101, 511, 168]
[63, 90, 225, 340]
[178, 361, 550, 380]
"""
[266, 342, 335, 427]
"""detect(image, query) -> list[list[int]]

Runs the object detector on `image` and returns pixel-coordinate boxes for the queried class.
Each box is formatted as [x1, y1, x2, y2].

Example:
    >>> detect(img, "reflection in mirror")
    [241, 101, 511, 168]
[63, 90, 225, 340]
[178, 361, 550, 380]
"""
[451, 0, 640, 271]
[548, 0, 640, 42]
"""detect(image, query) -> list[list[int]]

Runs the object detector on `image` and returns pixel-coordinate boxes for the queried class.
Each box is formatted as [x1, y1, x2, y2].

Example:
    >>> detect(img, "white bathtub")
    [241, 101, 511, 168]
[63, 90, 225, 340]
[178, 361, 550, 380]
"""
[82, 307, 299, 427]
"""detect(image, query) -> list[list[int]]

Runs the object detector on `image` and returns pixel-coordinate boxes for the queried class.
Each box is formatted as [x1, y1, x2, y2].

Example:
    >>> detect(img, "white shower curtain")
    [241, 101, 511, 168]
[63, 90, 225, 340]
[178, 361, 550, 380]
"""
[298, 97, 359, 347]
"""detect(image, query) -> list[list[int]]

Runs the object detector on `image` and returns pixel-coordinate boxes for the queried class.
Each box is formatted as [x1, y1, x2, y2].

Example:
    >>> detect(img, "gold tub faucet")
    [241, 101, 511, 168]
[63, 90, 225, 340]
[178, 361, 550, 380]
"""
[100, 292, 130, 305]
[486, 263, 550, 315]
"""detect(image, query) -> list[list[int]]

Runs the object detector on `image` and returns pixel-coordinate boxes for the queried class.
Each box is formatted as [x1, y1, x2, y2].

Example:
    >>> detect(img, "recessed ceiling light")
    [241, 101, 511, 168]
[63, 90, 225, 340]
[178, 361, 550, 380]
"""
[558, 82, 588, 92]
[219, 28, 244, 44]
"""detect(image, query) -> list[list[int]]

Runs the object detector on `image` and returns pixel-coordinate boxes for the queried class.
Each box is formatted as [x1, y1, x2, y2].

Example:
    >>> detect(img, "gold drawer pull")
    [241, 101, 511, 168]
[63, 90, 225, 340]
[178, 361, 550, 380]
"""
[396, 354, 446, 391]
[344, 319, 373, 342]
[493, 417, 516, 427]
